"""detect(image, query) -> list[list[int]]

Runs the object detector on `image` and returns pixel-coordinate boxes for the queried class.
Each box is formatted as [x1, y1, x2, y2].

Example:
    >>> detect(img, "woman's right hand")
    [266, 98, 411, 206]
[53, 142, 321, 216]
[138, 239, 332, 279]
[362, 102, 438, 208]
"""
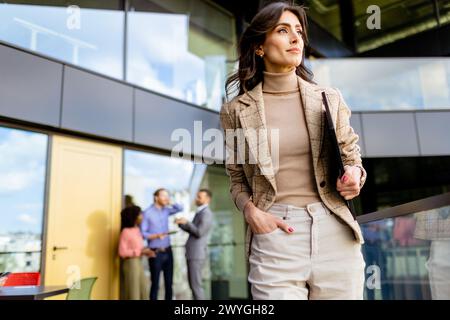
[244, 202, 294, 235]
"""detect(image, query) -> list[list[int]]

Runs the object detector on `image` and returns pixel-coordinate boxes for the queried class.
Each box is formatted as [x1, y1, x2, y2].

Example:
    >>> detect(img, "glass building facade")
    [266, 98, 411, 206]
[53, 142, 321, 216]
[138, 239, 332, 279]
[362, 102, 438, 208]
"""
[0, 123, 248, 299]
[2, 1, 448, 113]
[0, 2, 125, 79]
[0, 126, 48, 274]
[1, 0, 449, 300]
[309, 58, 450, 111]
[0, 0, 237, 111]
[361, 208, 450, 300]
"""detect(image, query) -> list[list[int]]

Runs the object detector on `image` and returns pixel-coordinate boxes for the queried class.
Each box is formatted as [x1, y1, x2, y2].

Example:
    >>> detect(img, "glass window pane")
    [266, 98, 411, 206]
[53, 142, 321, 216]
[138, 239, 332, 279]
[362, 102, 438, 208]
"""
[0, 2, 124, 79]
[200, 166, 248, 299]
[124, 150, 205, 299]
[359, 157, 450, 215]
[310, 58, 450, 111]
[124, 150, 248, 299]
[3, 1, 123, 10]
[0, 126, 48, 273]
[361, 205, 450, 300]
[127, 0, 236, 111]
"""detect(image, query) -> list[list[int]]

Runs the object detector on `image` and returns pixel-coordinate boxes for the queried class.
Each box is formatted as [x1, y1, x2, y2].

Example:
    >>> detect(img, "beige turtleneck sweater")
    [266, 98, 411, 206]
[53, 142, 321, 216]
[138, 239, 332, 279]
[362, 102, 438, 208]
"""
[262, 69, 321, 208]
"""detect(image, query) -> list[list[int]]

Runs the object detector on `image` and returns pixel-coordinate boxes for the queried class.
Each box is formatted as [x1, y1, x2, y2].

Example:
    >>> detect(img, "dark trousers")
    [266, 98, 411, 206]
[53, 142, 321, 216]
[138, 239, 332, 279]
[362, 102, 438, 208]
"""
[148, 248, 173, 300]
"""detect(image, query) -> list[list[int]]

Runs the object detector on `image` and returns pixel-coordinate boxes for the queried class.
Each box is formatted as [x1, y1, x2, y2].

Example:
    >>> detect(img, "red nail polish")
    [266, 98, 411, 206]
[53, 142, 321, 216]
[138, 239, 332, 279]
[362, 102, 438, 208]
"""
[288, 227, 294, 232]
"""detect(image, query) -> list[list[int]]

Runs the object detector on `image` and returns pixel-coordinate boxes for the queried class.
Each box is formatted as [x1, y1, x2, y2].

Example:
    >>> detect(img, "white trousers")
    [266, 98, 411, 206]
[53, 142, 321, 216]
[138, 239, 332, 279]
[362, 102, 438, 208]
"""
[426, 240, 450, 300]
[248, 202, 366, 300]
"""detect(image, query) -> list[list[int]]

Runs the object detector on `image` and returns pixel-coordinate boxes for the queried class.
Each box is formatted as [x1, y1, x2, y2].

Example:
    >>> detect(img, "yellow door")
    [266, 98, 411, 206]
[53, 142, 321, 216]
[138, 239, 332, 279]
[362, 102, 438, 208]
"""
[44, 135, 122, 299]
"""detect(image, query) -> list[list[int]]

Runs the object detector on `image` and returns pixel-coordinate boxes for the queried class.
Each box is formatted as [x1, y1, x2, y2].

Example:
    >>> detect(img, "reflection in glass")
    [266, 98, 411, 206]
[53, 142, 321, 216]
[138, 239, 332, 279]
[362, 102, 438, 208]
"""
[0, 3, 124, 79]
[0, 126, 48, 273]
[200, 166, 248, 299]
[0, 1, 236, 110]
[361, 205, 450, 300]
[126, 0, 236, 111]
[310, 58, 450, 111]
[415, 206, 450, 300]
[126, 11, 224, 110]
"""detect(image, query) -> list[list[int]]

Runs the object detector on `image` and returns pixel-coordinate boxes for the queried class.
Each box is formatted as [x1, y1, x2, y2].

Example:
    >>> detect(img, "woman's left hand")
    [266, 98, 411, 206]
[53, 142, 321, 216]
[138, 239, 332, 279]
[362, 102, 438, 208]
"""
[336, 165, 362, 200]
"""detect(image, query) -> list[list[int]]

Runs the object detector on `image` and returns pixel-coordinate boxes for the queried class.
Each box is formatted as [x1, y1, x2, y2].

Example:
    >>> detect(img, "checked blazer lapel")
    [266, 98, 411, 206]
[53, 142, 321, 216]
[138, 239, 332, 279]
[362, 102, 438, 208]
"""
[298, 76, 325, 169]
[237, 82, 277, 193]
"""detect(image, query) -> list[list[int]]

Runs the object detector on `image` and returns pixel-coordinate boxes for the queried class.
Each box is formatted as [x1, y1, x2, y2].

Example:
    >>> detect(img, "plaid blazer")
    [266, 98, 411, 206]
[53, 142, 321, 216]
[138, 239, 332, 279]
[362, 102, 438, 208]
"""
[220, 75, 367, 258]
[414, 206, 450, 240]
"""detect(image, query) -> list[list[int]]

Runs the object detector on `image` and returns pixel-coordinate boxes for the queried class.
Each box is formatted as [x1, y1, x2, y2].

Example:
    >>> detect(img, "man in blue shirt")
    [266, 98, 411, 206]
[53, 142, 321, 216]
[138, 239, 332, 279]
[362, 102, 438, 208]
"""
[141, 188, 183, 300]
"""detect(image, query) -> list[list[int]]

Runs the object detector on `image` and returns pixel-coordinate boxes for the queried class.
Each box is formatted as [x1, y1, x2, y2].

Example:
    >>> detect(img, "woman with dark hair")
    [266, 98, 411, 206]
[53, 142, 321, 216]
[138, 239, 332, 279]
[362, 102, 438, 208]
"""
[118, 205, 155, 300]
[221, 1, 367, 300]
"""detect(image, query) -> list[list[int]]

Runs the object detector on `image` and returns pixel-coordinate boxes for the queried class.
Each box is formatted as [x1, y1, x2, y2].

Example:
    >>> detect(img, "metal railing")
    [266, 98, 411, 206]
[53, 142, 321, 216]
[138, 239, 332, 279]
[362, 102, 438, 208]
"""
[356, 192, 450, 224]
[356, 192, 450, 300]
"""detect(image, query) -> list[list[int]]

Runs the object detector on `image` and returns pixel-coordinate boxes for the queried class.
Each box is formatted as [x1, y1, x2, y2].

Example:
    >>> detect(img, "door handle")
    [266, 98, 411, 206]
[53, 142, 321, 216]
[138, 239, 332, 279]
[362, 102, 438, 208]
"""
[52, 246, 68, 252]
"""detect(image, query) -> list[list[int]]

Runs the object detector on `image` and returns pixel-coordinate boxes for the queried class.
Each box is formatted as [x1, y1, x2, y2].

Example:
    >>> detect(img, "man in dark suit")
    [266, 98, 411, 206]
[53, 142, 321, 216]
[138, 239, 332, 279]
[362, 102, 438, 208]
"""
[175, 189, 213, 300]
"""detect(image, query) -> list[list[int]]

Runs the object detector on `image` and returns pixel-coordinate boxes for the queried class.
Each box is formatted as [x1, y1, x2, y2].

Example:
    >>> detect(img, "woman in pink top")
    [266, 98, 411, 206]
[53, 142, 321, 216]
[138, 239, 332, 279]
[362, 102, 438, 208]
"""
[119, 205, 155, 300]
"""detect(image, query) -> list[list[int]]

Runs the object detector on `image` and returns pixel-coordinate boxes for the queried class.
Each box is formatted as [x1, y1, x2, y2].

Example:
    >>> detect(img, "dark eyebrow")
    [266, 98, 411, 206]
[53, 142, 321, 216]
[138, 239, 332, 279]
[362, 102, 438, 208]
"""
[275, 22, 302, 29]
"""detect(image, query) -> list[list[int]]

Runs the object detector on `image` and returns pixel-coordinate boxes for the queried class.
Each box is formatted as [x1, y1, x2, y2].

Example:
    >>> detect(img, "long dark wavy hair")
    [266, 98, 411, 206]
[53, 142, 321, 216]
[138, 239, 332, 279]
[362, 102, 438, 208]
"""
[225, 1, 314, 99]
